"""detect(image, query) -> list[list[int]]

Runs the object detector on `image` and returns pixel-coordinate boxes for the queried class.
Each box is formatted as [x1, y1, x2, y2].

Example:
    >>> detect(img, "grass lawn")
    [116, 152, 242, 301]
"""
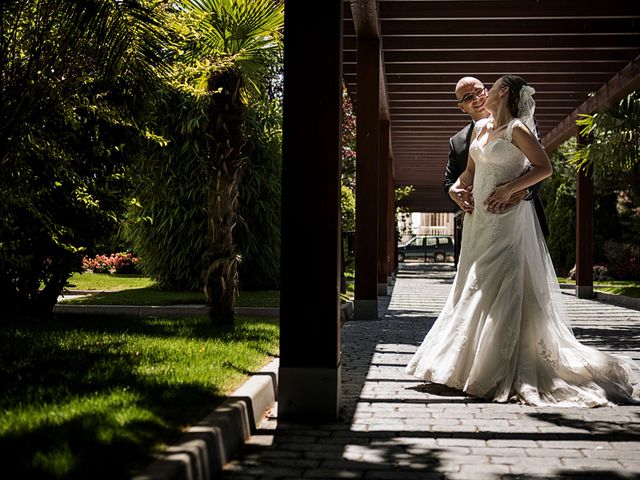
[0, 314, 279, 479]
[557, 278, 640, 299]
[65, 272, 155, 291]
[61, 273, 280, 308]
[597, 286, 640, 298]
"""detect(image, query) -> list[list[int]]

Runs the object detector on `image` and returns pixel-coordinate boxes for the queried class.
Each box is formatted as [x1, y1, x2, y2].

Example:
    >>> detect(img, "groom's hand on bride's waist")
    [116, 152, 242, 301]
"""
[449, 184, 474, 213]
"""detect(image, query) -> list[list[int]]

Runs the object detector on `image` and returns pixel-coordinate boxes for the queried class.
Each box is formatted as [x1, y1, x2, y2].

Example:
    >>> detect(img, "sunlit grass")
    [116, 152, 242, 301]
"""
[597, 286, 640, 298]
[557, 277, 640, 298]
[61, 273, 280, 308]
[66, 272, 155, 290]
[0, 314, 279, 479]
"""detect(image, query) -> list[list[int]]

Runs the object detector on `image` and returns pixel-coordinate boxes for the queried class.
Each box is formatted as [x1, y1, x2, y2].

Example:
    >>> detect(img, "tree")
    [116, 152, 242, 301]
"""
[567, 90, 640, 277]
[0, 0, 166, 316]
[179, 0, 284, 325]
[570, 91, 640, 176]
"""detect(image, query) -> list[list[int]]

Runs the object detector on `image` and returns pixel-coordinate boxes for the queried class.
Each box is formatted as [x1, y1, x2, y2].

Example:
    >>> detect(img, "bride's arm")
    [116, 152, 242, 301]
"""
[485, 123, 552, 210]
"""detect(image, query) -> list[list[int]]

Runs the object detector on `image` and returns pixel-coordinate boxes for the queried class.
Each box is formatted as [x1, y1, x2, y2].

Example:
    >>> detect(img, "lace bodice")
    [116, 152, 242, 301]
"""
[469, 117, 530, 207]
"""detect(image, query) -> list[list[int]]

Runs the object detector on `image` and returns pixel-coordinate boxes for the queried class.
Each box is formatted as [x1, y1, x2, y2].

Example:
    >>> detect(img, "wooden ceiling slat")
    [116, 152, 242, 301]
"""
[378, 1, 640, 20]
[342, 0, 640, 211]
[345, 49, 639, 63]
[382, 73, 617, 84]
[344, 35, 640, 51]
[376, 18, 640, 36]
[384, 62, 629, 74]
[357, 82, 608, 93]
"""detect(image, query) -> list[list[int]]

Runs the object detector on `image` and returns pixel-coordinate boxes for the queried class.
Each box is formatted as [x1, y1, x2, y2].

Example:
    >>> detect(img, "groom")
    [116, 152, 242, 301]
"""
[443, 76, 549, 253]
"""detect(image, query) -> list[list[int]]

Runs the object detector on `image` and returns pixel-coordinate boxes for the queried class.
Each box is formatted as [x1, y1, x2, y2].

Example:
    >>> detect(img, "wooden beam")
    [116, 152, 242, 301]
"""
[543, 55, 640, 151]
[350, 1, 390, 121]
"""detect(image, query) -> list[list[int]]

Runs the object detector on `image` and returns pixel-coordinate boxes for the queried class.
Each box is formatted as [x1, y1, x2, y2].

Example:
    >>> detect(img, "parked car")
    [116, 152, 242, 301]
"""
[398, 235, 454, 263]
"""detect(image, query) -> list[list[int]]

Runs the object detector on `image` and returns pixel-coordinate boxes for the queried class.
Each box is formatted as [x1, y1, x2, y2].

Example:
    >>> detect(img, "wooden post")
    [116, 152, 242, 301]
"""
[354, 37, 380, 319]
[279, 0, 342, 419]
[575, 131, 594, 298]
[377, 120, 390, 295]
[388, 156, 395, 280]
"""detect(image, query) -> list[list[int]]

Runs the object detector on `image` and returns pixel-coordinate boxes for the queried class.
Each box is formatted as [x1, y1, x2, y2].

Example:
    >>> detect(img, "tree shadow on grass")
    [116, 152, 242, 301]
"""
[0, 314, 276, 479]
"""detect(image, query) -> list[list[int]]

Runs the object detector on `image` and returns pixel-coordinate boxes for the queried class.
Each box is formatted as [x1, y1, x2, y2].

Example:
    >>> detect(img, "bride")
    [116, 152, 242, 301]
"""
[406, 74, 639, 407]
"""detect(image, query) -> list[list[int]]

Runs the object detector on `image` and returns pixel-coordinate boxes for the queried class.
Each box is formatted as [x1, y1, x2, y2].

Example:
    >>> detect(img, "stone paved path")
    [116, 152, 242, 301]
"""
[223, 264, 640, 479]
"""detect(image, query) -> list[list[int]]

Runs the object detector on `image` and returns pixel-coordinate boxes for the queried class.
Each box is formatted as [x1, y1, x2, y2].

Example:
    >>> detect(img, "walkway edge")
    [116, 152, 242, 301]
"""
[132, 358, 279, 480]
[53, 304, 280, 317]
[55, 303, 354, 318]
[595, 291, 640, 311]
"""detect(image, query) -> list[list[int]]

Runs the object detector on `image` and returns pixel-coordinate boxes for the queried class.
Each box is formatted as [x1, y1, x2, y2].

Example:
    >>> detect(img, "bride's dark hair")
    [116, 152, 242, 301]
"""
[500, 75, 528, 117]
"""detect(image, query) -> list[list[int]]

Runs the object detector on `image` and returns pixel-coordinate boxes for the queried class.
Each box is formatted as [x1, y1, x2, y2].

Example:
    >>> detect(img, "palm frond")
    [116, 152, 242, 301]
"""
[569, 91, 640, 176]
[179, 0, 283, 95]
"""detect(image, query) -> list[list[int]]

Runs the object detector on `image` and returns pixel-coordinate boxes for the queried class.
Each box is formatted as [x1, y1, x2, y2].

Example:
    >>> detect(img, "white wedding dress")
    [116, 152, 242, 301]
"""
[406, 117, 639, 407]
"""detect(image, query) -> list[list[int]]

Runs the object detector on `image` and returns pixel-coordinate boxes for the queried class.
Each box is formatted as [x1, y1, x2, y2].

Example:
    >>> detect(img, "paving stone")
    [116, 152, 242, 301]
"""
[526, 448, 585, 458]
[303, 469, 364, 479]
[222, 264, 640, 480]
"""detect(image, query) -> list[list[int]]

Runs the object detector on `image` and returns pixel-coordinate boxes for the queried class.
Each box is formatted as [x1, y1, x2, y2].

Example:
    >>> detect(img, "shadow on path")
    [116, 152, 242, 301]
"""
[224, 264, 640, 479]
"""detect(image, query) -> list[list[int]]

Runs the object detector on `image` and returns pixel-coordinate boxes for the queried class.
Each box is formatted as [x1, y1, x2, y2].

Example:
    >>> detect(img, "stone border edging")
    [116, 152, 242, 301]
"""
[53, 304, 279, 318]
[595, 291, 640, 311]
[559, 284, 640, 311]
[54, 303, 355, 319]
[132, 358, 279, 480]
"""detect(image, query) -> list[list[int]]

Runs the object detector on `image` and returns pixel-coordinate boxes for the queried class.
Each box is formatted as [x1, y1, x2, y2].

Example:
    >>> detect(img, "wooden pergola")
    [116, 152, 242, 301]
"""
[279, 0, 640, 419]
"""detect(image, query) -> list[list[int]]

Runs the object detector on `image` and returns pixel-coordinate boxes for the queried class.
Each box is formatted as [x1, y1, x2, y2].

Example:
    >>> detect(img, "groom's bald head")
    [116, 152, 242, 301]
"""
[454, 76, 483, 100]
[454, 76, 489, 122]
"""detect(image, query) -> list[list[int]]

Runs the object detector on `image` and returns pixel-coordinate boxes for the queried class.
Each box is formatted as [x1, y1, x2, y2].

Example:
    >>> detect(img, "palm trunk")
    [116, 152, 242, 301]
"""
[203, 68, 246, 326]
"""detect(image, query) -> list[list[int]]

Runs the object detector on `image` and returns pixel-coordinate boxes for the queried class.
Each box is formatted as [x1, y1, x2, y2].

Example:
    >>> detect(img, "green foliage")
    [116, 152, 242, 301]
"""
[547, 92, 640, 278]
[0, 0, 167, 315]
[236, 99, 283, 290]
[181, 0, 284, 100]
[341, 185, 356, 233]
[544, 138, 630, 276]
[542, 146, 577, 274]
[125, 77, 211, 291]
[570, 91, 640, 175]
[341, 88, 357, 186]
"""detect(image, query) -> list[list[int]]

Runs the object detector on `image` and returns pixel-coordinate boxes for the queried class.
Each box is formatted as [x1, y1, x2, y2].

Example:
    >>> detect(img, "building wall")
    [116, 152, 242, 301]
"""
[418, 212, 455, 236]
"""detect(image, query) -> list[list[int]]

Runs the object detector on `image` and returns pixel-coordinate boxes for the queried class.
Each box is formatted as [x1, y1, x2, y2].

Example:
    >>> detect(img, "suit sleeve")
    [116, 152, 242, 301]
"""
[442, 138, 463, 201]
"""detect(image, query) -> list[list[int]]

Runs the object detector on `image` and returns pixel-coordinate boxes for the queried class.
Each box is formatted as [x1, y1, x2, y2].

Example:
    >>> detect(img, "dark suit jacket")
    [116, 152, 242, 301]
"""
[443, 121, 549, 237]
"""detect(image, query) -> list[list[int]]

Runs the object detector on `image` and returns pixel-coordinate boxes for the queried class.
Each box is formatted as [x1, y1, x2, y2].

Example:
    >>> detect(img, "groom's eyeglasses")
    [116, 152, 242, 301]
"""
[458, 87, 487, 104]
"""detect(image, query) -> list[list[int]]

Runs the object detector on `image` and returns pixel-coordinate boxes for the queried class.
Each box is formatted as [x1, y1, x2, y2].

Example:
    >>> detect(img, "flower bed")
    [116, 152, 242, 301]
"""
[82, 252, 141, 274]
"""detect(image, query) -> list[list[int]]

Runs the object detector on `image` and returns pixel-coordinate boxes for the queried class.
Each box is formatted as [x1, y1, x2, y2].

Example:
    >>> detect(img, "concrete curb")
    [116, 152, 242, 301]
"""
[594, 291, 640, 311]
[559, 284, 640, 311]
[55, 303, 355, 319]
[132, 358, 279, 480]
[53, 304, 279, 318]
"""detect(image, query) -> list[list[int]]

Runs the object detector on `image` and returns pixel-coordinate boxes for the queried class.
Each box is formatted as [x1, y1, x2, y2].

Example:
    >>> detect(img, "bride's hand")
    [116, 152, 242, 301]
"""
[485, 183, 513, 212]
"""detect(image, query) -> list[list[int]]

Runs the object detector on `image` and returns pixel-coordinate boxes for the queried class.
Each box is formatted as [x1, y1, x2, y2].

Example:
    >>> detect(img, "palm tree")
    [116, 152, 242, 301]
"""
[180, 0, 284, 325]
[571, 91, 640, 175]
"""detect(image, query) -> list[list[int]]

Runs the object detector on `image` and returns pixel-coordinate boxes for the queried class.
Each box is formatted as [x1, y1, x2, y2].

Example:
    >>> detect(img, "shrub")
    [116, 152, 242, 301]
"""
[568, 264, 612, 281]
[604, 240, 640, 280]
